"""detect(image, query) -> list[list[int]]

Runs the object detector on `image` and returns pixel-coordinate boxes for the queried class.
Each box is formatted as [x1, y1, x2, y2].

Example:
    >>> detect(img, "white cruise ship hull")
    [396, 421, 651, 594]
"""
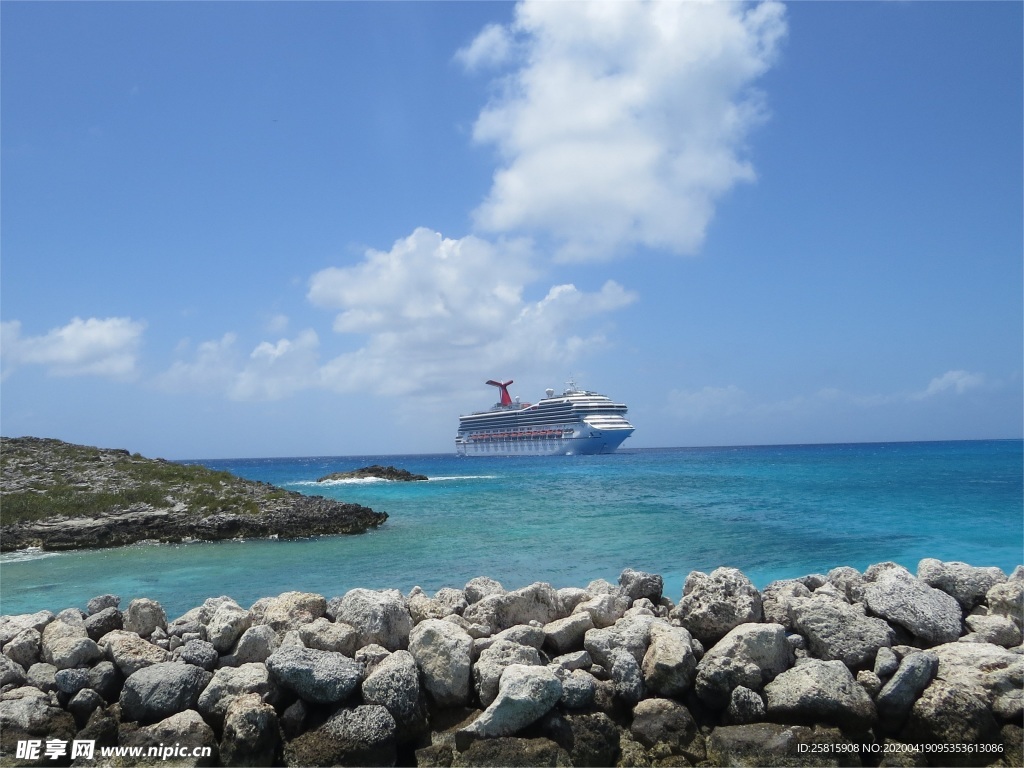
[456, 380, 635, 457]
[456, 425, 633, 457]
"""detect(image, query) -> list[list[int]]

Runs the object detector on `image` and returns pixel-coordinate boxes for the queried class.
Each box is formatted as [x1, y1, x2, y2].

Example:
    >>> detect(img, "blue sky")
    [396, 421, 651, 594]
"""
[2, 1, 1021, 459]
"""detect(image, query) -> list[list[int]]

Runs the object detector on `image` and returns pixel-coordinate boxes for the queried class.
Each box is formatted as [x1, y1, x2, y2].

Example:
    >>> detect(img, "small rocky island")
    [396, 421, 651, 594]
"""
[317, 465, 428, 483]
[0, 437, 387, 552]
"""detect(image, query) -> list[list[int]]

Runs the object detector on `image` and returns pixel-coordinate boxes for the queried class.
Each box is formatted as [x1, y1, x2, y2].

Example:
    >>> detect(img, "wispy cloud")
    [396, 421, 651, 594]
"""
[0, 317, 145, 380]
[460, 0, 787, 260]
[159, 228, 637, 401]
[668, 370, 991, 423]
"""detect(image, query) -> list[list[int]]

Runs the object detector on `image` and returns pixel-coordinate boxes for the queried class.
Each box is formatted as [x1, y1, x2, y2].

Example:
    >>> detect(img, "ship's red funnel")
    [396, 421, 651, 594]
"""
[485, 379, 514, 406]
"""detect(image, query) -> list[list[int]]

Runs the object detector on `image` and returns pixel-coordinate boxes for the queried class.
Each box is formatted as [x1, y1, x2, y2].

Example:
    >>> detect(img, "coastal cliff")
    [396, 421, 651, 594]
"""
[0, 437, 387, 552]
[0, 561, 1021, 767]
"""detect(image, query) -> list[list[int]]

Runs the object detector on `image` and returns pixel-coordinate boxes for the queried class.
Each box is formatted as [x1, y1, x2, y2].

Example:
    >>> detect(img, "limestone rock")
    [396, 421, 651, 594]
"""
[641, 622, 697, 698]
[0, 654, 26, 688]
[327, 588, 412, 651]
[229, 624, 281, 664]
[863, 563, 962, 645]
[826, 566, 867, 603]
[84, 606, 123, 641]
[630, 697, 700, 760]
[260, 591, 327, 632]
[671, 567, 763, 646]
[0, 611, 53, 647]
[986, 578, 1024, 628]
[788, 592, 895, 669]
[726, 685, 766, 725]
[464, 576, 505, 604]
[409, 618, 473, 708]
[876, 651, 938, 730]
[706, 722, 858, 767]
[119, 662, 212, 724]
[694, 622, 791, 710]
[543, 612, 594, 656]
[964, 613, 1022, 647]
[463, 582, 563, 635]
[295, 617, 355, 655]
[175, 639, 218, 671]
[87, 594, 121, 614]
[2, 628, 40, 671]
[619, 568, 664, 604]
[119, 709, 217, 767]
[284, 705, 397, 767]
[761, 580, 811, 630]
[571, 592, 631, 629]
[206, 600, 251, 654]
[474, 639, 542, 707]
[102, 629, 171, 676]
[266, 645, 364, 704]
[917, 558, 1006, 610]
[460, 664, 562, 740]
[197, 662, 277, 727]
[361, 649, 427, 738]
[764, 659, 876, 732]
[124, 598, 167, 639]
[219, 693, 281, 767]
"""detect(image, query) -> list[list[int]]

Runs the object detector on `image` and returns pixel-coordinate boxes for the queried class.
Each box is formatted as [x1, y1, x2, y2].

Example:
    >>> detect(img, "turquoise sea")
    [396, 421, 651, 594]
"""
[1, 440, 1021, 619]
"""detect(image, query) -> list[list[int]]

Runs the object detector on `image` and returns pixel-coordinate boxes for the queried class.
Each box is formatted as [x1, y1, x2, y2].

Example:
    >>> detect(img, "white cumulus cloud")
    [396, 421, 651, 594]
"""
[462, 0, 787, 260]
[913, 370, 986, 400]
[0, 316, 145, 380]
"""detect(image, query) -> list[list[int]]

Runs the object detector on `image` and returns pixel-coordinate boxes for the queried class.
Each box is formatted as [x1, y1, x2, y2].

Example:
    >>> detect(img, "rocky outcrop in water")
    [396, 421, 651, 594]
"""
[316, 465, 428, 483]
[0, 437, 388, 552]
[0, 559, 1021, 766]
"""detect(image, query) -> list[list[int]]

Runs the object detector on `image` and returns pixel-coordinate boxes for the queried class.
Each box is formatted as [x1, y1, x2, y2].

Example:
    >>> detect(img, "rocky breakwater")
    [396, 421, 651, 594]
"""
[0, 558, 1021, 767]
[0, 437, 387, 551]
[316, 466, 429, 483]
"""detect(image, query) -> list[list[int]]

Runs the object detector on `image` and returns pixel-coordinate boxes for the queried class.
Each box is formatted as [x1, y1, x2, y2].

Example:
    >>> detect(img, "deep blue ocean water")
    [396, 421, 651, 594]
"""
[2, 440, 1021, 619]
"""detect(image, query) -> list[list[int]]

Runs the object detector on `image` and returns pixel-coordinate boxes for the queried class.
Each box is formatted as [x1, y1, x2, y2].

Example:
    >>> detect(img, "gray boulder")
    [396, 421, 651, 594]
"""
[119, 662, 212, 724]
[408, 586, 468, 623]
[826, 566, 867, 603]
[67, 688, 105, 727]
[86, 594, 121, 614]
[764, 659, 876, 731]
[84, 607, 123, 641]
[619, 568, 664, 603]
[259, 591, 327, 632]
[986, 578, 1024, 628]
[725, 685, 766, 725]
[175, 639, 218, 671]
[474, 639, 542, 708]
[459, 664, 562, 740]
[630, 697, 701, 760]
[197, 662, 278, 726]
[706, 722, 858, 766]
[102, 629, 171, 675]
[863, 562, 963, 645]
[229, 624, 281, 664]
[583, 614, 656, 668]
[641, 622, 697, 698]
[408, 618, 473, 708]
[0, 686, 77, 759]
[694, 622, 792, 710]
[918, 558, 1006, 610]
[298, 617, 358, 655]
[0, 654, 26, 688]
[761, 580, 811, 630]
[0, 611, 53, 647]
[327, 588, 412, 651]
[788, 592, 895, 669]
[266, 645, 363, 704]
[964, 613, 1023, 647]
[542, 612, 594, 656]
[464, 576, 505, 604]
[87, 660, 122, 703]
[25, 662, 58, 693]
[875, 651, 938, 729]
[608, 646, 645, 704]
[119, 709, 217, 767]
[206, 600, 252, 654]
[42, 636, 102, 670]
[284, 705, 397, 767]
[671, 567, 763, 646]
[220, 693, 281, 767]
[3, 628, 41, 670]
[124, 598, 167, 639]
[572, 592, 631, 629]
[558, 669, 597, 710]
[361, 649, 427, 738]
[462, 582, 563, 635]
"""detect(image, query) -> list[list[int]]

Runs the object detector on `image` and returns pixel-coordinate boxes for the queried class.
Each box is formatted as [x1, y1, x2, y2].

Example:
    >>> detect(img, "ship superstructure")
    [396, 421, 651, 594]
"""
[456, 379, 634, 456]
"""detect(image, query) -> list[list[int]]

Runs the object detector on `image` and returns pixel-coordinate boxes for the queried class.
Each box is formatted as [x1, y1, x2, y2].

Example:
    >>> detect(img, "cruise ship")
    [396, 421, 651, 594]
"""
[456, 379, 635, 456]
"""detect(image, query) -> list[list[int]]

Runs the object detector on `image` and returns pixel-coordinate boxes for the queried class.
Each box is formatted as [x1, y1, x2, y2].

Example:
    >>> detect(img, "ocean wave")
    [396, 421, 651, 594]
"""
[0, 547, 61, 564]
[286, 475, 499, 487]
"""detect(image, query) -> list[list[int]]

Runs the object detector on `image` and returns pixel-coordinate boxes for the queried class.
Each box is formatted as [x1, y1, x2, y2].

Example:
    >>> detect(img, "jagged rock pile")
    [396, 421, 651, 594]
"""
[1, 559, 1021, 767]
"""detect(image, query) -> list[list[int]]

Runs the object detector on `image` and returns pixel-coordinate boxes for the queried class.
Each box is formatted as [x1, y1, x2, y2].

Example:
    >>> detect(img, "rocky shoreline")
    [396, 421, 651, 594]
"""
[316, 466, 429, 483]
[1, 559, 1021, 767]
[0, 437, 387, 551]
